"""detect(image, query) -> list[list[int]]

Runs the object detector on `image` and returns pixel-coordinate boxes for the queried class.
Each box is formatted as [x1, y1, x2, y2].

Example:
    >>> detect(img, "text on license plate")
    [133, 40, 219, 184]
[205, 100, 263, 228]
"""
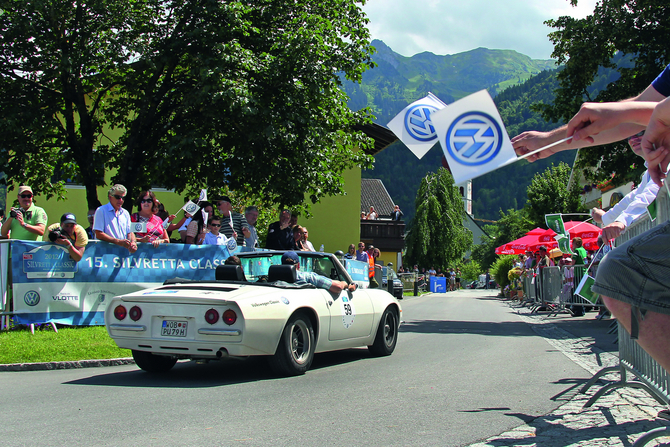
[162, 320, 188, 337]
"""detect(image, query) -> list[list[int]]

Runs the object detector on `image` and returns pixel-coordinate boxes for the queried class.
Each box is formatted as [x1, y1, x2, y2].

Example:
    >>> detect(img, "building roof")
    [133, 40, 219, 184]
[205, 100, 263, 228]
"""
[361, 178, 396, 217]
[355, 122, 398, 156]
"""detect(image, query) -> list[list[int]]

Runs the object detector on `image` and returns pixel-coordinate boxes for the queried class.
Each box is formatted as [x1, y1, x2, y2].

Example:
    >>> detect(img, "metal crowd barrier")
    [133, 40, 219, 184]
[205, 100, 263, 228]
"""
[579, 186, 670, 447]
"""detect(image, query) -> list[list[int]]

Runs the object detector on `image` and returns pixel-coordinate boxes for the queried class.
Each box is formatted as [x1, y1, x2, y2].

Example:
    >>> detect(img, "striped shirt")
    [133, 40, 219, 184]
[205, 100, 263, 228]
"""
[220, 212, 249, 246]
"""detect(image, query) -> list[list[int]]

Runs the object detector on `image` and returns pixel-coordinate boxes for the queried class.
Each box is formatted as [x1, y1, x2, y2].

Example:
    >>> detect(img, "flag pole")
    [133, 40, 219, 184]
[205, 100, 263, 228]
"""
[516, 136, 574, 161]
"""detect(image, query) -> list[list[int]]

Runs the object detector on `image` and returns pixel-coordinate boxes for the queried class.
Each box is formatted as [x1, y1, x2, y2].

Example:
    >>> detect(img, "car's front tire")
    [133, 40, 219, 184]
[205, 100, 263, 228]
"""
[268, 312, 315, 376]
[368, 306, 399, 356]
[132, 350, 177, 373]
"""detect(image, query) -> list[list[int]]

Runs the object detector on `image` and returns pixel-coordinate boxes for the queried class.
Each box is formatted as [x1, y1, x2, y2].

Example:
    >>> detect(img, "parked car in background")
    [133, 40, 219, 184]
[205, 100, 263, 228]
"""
[381, 266, 404, 299]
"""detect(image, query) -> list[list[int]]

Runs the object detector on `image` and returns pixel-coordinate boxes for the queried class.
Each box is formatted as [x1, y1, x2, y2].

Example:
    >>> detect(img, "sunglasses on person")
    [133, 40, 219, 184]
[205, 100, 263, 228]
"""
[209, 223, 221, 227]
[19, 194, 33, 198]
[140, 198, 153, 204]
[112, 194, 125, 200]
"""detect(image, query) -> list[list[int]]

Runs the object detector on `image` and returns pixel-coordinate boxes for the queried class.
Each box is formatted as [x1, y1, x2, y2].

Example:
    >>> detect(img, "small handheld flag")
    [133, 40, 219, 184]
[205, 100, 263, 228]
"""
[387, 92, 447, 159]
[432, 90, 517, 184]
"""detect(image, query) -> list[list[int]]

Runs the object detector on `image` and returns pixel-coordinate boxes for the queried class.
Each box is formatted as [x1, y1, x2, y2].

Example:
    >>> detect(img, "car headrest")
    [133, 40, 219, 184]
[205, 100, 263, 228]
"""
[268, 264, 297, 283]
[215, 265, 246, 282]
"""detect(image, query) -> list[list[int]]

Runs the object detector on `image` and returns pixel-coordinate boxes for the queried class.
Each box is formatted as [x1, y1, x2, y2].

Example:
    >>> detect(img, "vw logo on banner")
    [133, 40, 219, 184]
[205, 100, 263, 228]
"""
[24, 290, 41, 306]
[404, 104, 440, 142]
[445, 112, 503, 166]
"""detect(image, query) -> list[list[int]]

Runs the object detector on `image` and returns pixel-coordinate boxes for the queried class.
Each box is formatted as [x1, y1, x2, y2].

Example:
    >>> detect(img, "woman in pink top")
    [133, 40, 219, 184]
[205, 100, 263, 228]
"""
[131, 191, 169, 247]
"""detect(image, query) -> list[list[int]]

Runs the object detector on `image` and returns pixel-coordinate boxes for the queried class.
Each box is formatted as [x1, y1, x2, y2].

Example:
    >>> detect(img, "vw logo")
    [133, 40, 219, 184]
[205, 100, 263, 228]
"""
[404, 104, 440, 142]
[445, 112, 503, 166]
[24, 290, 40, 307]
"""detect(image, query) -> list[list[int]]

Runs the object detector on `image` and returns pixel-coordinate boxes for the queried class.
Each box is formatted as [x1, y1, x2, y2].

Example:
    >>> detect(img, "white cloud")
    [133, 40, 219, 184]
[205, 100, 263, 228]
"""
[362, 0, 598, 60]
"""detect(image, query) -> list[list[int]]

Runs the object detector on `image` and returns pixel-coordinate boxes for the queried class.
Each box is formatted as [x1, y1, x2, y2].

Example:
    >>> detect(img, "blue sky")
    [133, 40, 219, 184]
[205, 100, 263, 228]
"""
[361, 0, 599, 60]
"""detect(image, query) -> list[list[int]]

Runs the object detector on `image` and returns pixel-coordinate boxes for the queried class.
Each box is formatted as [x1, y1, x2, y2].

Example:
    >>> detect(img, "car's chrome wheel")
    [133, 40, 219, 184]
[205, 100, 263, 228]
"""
[268, 312, 315, 376]
[368, 307, 398, 356]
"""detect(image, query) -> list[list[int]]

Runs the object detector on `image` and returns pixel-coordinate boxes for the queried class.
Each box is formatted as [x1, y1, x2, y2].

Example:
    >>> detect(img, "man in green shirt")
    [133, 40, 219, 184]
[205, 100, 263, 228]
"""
[0, 186, 47, 241]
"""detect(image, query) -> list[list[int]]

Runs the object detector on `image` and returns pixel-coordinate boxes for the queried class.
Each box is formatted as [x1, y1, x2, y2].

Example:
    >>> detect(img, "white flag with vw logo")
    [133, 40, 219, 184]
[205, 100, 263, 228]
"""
[387, 92, 447, 159]
[432, 90, 517, 184]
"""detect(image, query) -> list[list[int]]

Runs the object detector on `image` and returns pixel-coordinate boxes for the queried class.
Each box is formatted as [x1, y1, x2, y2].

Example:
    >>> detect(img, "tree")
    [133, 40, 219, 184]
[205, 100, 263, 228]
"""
[537, 0, 670, 186]
[471, 207, 533, 269]
[0, 0, 375, 211]
[405, 168, 472, 269]
[525, 162, 585, 228]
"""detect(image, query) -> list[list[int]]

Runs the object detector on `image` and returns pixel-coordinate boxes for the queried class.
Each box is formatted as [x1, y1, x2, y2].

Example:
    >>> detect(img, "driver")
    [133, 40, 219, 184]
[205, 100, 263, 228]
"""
[281, 251, 356, 294]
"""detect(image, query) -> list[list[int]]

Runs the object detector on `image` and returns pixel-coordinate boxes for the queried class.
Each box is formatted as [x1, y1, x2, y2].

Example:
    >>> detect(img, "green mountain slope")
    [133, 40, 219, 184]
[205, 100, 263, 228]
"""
[344, 40, 564, 223]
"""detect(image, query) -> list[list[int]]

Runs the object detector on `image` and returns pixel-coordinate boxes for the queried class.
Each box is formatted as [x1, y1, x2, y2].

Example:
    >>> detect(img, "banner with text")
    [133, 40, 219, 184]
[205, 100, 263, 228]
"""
[10, 240, 234, 325]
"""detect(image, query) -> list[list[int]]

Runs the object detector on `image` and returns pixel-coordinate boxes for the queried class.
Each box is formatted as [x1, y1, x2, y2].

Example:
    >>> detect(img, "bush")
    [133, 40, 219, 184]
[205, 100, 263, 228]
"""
[456, 259, 483, 282]
[490, 255, 517, 289]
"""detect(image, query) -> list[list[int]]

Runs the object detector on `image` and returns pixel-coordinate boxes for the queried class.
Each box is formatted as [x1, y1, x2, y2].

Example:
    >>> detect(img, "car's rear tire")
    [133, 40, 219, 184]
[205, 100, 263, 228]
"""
[132, 350, 177, 373]
[268, 312, 315, 376]
[368, 306, 399, 356]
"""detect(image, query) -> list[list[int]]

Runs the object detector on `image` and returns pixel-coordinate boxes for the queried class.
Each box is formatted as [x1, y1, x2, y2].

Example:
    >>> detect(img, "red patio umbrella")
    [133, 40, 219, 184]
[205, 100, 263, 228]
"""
[495, 228, 558, 255]
[539, 221, 601, 251]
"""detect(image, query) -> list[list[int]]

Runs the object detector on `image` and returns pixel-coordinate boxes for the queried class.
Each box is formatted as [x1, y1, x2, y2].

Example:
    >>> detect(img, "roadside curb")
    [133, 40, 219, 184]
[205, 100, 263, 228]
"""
[0, 357, 135, 372]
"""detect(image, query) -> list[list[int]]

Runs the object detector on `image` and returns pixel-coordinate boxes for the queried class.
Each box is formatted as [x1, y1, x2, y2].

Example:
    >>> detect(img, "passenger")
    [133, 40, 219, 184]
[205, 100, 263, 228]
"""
[131, 190, 170, 248]
[225, 255, 241, 265]
[93, 184, 137, 253]
[280, 251, 356, 293]
[46, 213, 88, 262]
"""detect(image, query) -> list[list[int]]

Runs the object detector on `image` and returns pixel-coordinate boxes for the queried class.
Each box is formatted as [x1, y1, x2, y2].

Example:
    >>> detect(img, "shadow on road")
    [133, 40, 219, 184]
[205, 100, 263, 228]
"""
[63, 348, 372, 388]
[400, 319, 544, 337]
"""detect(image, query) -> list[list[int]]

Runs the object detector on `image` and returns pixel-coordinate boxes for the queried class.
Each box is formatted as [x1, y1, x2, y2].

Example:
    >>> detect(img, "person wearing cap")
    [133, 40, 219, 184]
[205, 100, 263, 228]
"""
[93, 184, 137, 253]
[280, 251, 356, 293]
[47, 213, 88, 262]
[266, 209, 294, 250]
[214, 196, 250, 247]
[1, 185, 48, 241]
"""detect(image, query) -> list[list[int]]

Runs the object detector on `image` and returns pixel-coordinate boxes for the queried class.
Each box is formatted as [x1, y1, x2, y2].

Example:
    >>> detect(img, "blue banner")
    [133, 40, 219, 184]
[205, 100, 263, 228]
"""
[10, 240, 235, 325]
[343, 259, 369, 287]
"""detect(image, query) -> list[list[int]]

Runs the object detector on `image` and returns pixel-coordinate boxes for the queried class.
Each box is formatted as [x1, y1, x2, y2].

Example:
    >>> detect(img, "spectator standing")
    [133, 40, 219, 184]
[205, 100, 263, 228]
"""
[428, 267, 436, 277]
[93, 184, 137, 253]
[485, 270, 491, 289]
[244, 206, 259, 249]
[366, 206, 378, 220]
[292, 225, 308, 251]
[571, 237, 588, 265]
[85, 204, 100, 240]
[302, 227, 315, 251]
[131, 191, 170, 248]
[390, 205, 403, 221]
[47, 213, 88, 262]
[266, 209, 294, 250]
[203, 215, 231, 246]
[185, 201, 214, 245]
[1, 186, 48, 241]
[344, 244, 356, 259]
[355, 242, 369, 262]
[215, 196, 250, 247]
[289, 213, 298, 229]
[360, 211, 367, 220]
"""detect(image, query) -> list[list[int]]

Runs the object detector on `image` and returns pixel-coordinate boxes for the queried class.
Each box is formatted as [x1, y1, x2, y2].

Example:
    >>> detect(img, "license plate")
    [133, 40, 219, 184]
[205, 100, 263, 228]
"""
[161, 320, 188, 337]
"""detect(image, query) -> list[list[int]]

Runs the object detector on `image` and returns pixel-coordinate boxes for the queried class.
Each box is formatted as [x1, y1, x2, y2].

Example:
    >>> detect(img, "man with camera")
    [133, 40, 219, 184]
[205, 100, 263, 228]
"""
[0, 186, 47, 241]
[47, 213, 88, 262]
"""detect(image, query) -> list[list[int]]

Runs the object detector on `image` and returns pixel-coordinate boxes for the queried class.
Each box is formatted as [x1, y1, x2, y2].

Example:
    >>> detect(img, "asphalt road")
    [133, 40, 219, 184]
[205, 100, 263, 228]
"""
[0, 289, 587, 447]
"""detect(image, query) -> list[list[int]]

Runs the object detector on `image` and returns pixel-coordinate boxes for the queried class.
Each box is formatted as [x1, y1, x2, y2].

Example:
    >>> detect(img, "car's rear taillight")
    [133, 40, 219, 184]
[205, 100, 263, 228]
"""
[222, 309, 237, 325]
[129, 306, 142, 321]
[205, 308, 219, 325]
[114, 305, 127, 320]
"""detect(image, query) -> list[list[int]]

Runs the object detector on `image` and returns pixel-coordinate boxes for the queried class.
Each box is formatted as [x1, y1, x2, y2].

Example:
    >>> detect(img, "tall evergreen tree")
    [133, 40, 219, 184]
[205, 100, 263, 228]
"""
[405, 168, 472, 269]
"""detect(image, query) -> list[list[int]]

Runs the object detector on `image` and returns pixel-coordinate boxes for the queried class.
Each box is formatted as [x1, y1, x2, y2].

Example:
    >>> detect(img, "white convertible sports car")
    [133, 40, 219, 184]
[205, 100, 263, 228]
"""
[105, 251, 402, 376]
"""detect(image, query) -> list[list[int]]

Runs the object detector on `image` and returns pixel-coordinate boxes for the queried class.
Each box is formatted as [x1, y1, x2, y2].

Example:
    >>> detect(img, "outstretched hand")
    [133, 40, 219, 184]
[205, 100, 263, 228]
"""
[642, 98, 670, 186]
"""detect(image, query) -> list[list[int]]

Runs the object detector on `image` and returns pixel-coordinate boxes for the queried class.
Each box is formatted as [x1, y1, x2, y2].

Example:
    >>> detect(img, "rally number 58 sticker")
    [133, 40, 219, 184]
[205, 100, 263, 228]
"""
[341, 296, 355, 328]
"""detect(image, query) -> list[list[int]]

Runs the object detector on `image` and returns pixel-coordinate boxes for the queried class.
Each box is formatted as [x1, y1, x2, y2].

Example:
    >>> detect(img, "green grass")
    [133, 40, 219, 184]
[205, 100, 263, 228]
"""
[0, 326, 130, 364]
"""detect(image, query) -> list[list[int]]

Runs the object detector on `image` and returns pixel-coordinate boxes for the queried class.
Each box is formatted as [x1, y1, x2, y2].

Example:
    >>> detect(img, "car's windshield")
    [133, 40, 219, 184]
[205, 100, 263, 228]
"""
[239, 253, 346, 282]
